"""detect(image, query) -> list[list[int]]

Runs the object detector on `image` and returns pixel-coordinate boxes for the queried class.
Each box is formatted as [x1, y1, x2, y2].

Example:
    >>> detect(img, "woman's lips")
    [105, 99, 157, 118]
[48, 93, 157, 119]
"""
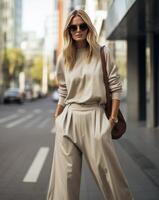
[75, 34, 82, 37]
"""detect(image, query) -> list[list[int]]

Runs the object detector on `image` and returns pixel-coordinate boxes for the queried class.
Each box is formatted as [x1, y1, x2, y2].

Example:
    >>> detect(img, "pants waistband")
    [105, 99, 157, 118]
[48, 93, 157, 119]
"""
[65, 102, 105, 110]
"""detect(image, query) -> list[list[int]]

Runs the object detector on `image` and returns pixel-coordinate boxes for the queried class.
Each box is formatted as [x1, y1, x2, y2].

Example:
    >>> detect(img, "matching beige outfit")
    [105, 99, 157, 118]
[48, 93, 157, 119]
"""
[47, 46, 134, 200]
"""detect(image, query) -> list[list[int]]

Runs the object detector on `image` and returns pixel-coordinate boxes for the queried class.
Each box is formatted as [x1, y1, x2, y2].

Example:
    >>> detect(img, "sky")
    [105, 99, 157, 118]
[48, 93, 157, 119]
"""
[22, 0, 52, 38]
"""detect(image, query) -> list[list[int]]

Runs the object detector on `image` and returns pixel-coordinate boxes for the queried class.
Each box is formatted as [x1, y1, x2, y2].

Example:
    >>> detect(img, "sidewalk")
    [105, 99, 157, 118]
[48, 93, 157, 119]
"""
[79, 120, 159, 200]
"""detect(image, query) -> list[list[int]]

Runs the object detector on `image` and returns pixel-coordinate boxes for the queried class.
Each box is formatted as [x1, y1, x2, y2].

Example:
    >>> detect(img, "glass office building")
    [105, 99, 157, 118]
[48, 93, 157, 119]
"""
[106, 0, 159, 128]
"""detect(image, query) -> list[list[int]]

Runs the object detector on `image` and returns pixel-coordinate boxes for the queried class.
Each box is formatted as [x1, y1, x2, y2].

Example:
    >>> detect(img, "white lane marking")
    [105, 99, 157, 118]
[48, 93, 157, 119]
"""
[23, 147, 49, 183]
[33, 109, 42, 114]
[24, 116, 43, 128]
[6, 114, 34, 128]
[38, 117, 50, 128]
[0, 114, 20, 124]
[17, 109, 26, 113]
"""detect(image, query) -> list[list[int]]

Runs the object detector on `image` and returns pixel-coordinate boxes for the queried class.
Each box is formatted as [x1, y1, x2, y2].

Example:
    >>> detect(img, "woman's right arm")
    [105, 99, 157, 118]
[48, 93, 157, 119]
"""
[54, 53, 67, 118]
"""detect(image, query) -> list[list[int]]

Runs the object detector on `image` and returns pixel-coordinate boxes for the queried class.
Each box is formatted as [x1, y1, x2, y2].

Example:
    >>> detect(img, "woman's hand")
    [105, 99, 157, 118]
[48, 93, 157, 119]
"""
[109, 118, 116, 128]
[109, 99, 120, 128]
[54, 104, 64, 118]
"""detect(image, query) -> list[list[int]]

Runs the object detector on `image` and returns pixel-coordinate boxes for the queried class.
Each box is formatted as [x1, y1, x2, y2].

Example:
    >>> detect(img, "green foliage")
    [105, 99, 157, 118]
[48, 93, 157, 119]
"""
[1, 48, 25, 88]
[30, 56, 43, 84]
[3, 48, 25, 77]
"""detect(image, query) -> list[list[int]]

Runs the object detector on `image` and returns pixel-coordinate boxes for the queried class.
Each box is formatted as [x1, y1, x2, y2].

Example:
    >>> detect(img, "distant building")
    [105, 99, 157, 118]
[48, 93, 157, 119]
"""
[0, 0, 22, 100]
[43, 0, 58, 71]
[21, 32, 44, 59]
[0, 0, 22, 48]
[14, 0, 22, 48]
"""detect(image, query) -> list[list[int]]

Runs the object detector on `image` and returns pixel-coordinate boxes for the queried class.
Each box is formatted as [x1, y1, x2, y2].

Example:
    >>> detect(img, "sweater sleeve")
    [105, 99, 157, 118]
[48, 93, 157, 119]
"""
[104, 47, 122, 100]
[56, 53, 67, 106]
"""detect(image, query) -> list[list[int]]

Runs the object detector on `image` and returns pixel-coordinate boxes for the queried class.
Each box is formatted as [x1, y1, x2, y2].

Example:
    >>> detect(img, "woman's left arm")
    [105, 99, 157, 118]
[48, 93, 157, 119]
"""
[105, 47, 122, 127]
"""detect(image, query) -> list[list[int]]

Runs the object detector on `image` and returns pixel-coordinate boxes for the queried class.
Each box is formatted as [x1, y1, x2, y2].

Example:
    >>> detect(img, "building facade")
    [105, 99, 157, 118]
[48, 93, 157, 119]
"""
[14, 0, 22, 48]
[106, 0, 159, 128]
[0, 0, 22, 101]
[0, 0, 22, 49]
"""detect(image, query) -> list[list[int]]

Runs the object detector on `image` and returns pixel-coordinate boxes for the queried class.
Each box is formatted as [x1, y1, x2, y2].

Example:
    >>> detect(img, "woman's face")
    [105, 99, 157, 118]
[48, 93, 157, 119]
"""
[68, 15, 88, 42]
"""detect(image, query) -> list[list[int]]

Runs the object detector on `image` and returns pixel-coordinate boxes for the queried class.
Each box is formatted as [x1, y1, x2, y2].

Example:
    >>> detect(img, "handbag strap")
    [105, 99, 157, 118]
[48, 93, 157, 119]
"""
[100, 46, 111, 116]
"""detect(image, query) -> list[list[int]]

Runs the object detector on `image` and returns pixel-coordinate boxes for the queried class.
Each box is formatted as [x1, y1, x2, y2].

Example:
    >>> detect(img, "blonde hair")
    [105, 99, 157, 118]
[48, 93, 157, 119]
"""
[63, 9, 99, 69]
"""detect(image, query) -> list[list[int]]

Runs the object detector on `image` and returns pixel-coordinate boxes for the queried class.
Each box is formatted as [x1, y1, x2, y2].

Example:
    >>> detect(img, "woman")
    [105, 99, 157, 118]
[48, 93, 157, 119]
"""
[47, 9, 134, 200]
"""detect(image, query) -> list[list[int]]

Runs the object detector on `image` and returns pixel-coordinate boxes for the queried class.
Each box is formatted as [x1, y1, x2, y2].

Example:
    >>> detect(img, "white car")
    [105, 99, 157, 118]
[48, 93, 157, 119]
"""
[51, 90, 59, 102]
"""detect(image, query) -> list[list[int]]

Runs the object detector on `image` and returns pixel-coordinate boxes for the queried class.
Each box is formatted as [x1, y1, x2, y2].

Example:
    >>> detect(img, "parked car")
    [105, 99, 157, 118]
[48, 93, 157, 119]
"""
[32, 84, 41, 99]
[24, 88, 33, 101]
[25, 84, 43, 100]
[3, 88, 24, 104]
[51, 89, 59, 102]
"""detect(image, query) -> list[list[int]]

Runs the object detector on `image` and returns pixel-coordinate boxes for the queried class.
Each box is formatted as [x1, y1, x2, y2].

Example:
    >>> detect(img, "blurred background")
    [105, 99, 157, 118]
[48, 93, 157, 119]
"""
[0, 0, 126, 105]
[0, 1, 159, 200]
[0, 0, 158, 128]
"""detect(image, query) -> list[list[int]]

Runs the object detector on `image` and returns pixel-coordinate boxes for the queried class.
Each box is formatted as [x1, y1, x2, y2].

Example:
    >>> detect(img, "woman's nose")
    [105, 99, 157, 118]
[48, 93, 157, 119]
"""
[77, 26, 80, 32]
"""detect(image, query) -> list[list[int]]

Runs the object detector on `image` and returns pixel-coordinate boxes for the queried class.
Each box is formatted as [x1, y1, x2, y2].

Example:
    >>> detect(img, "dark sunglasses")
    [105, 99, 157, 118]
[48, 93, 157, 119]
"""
[68, 23, 88, 32]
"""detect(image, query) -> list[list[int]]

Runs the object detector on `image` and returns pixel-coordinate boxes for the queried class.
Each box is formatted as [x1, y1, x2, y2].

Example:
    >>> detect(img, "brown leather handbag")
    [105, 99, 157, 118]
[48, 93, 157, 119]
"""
[100, 46, 126, 139]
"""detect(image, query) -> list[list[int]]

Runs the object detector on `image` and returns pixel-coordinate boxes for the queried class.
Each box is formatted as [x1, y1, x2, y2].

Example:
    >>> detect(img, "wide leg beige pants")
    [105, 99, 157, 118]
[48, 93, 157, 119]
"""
[47, 103, 134, 200]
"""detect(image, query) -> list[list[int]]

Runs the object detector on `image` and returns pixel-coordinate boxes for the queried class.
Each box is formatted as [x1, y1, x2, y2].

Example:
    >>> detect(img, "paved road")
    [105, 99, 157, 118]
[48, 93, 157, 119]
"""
[0, 97, 159, 200]
[0, 96, 102, 200]
[0, 97, 55, 200]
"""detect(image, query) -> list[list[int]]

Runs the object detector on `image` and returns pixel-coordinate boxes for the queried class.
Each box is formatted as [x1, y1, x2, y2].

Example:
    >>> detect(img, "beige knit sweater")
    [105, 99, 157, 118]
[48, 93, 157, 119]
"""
[56, 46, 122, 107]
